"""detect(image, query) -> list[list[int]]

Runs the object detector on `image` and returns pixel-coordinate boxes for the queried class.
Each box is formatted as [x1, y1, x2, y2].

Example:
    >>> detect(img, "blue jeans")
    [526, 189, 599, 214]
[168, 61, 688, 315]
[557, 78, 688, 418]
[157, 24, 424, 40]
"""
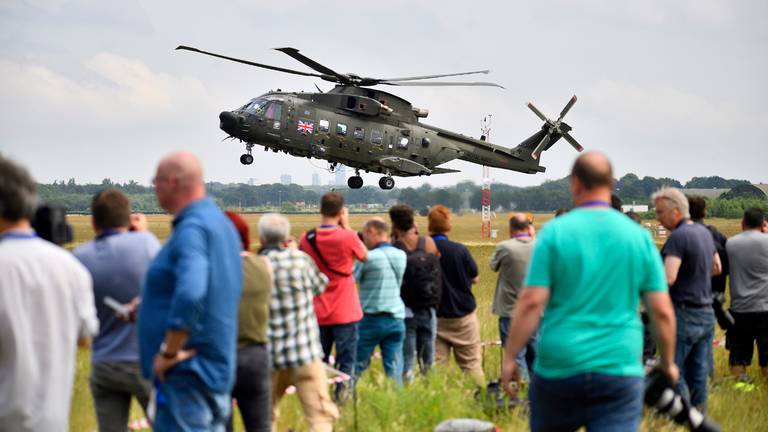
[356, 314, 406, 385]
[154, 372, 231, 432]
[529, 372, 644, 432]
[499, 317, 537, 381]
[319, 322, 358, 399]
[674, 305, 714, 413]
[403, 307, 437, 380]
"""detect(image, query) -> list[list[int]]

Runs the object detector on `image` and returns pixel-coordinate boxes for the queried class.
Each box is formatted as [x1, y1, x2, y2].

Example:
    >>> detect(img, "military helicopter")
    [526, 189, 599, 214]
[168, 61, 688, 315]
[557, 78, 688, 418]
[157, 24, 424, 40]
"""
[176, 45, 584, 190]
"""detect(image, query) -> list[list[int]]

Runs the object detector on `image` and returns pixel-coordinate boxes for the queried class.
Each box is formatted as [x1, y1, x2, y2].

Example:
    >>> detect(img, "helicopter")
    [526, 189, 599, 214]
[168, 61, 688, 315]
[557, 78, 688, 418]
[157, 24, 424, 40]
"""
[176, 45, 584, 190]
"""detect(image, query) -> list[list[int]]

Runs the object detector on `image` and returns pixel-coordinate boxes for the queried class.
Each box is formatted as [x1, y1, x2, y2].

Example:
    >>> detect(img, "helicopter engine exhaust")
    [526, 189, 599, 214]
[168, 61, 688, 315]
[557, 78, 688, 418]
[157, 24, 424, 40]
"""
[412, 107, 429, 118]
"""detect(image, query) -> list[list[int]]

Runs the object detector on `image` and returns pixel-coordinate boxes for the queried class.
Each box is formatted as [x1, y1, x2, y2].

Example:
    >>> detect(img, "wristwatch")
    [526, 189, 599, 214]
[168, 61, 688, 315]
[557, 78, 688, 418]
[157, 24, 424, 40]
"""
[159, 342, 177, 359]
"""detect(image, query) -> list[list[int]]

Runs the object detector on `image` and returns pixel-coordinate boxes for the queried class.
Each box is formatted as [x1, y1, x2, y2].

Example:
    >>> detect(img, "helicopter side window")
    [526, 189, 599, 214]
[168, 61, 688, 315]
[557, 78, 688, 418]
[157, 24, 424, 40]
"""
[318, 120, 330, 133]
[336, 123, 347, 136]
[371, 129, 383, 145]
[398, 137, 409, 149]
[353, 127, 365, 140]
[265, 102, 282, 129]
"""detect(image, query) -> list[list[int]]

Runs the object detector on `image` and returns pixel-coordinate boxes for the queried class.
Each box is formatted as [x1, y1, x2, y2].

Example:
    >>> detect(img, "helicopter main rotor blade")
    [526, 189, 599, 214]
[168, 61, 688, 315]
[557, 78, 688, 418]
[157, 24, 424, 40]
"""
[557, 95, 577, 123]
[274, 47, 349, 84]
[380, 81, 505, 88]
[563, 132, 584, 152]
[379, 70, 490, 82]
[527, 101, 550, 123]
[176, 45, 323, 78]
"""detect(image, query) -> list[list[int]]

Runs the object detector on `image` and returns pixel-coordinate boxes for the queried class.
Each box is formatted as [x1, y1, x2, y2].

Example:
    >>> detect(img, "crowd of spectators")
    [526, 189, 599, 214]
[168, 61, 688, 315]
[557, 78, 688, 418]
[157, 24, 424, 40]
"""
[1, 150, 767, 432]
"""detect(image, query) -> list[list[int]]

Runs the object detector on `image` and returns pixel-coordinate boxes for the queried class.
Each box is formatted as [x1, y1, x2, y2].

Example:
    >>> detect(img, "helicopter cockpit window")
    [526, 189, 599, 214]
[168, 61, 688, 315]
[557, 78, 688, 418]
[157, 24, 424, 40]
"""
[371, 129, 383, 145]
[318, 120, 330, 133]
[398, 137, 409, 149]
[244, 98, 269, 115]
[336, 123, 347, 136]
[353, 127, 365, 140]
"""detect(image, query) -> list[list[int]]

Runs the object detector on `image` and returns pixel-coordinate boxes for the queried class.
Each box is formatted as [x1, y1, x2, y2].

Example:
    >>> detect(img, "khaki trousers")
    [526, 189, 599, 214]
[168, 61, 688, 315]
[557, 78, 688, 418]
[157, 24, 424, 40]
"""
[271, 361, 339, 432]
[436, 310, 486, 386]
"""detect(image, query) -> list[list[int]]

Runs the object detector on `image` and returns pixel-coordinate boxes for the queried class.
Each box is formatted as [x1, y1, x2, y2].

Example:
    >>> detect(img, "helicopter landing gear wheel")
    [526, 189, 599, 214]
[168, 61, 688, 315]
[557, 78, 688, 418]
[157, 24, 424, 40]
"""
[240, 143, 254, 165]
[240, 154, 254, 165]
[378, 176, 395, 190]
[348, 176, 364, 189]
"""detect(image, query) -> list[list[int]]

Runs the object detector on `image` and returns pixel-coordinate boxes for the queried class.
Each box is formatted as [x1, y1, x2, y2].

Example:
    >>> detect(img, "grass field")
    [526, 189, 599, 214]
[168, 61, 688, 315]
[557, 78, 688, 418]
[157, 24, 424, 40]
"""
[65, 213, 766, 431]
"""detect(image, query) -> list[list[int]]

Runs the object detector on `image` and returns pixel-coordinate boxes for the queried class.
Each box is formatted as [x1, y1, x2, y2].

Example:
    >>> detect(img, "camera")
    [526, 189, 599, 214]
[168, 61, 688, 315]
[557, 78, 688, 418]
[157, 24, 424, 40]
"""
[712, 292, 735, 330]
[644, 369, 720, 432]
[32, 204, 73, 245]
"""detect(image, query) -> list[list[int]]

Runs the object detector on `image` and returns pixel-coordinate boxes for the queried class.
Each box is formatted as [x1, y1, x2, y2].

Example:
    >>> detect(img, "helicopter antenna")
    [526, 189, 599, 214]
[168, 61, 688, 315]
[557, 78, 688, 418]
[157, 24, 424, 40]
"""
[314, 83, 323, 93]
[480, 115, 492, 240]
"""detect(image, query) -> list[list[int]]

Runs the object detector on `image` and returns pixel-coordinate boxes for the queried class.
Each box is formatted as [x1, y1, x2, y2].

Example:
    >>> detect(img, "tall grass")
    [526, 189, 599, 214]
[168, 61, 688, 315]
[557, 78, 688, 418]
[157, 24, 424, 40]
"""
[66, 214, 766, 431]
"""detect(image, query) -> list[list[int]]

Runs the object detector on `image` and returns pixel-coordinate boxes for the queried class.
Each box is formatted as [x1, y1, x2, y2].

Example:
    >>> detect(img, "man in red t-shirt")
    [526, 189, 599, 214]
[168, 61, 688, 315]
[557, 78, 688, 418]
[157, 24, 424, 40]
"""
[300, 192, 367, 401]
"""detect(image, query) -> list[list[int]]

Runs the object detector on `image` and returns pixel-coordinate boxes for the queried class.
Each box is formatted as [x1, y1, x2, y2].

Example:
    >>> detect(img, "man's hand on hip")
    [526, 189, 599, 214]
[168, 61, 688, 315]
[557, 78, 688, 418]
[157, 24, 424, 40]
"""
[153, 349, 197, 382]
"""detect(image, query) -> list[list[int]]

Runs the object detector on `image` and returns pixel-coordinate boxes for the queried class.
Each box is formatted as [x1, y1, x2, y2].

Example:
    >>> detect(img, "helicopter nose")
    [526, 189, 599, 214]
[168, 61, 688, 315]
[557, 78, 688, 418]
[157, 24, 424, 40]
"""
[219, 111, 239, 134]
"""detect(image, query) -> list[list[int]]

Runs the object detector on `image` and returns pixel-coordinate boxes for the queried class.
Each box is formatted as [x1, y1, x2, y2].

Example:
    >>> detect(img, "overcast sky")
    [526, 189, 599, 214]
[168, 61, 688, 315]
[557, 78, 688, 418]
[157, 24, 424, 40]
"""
[1, 0, 766, 189]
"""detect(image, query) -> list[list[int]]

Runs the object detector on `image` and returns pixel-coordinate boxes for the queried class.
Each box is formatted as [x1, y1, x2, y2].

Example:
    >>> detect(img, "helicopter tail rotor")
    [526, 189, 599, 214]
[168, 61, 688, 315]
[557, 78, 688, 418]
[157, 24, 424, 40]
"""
[526, 95, 583, 160]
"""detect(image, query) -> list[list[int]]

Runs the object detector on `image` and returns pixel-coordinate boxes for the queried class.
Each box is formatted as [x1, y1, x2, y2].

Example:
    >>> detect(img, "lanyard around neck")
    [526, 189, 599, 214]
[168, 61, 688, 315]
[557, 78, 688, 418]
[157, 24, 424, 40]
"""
[580, 200, 611, 208]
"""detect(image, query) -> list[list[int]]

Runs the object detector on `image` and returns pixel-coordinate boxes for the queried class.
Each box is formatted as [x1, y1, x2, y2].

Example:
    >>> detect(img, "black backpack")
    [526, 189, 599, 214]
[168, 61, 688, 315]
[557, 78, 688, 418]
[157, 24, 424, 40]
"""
[396, 236, 442, 309]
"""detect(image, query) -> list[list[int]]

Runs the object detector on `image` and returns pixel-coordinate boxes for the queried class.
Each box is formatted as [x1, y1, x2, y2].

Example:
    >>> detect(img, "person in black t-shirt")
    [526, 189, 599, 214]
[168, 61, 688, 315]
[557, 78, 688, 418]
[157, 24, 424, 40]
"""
[688, 195, 730, 379]
[428, 205, 485, 386]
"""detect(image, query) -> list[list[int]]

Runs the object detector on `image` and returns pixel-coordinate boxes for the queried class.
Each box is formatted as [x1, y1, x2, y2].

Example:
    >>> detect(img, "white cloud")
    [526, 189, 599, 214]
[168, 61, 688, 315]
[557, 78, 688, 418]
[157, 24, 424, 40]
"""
[585, 80, 762, 130]
[0, 53, 209, 128]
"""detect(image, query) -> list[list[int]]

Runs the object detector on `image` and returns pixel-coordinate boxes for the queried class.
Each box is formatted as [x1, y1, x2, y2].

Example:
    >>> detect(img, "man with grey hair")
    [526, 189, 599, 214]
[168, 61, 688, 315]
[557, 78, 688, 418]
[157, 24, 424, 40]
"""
[259, 213, 339, 432]
[653, 186, 722, 413]
[0, 154, 98, 431]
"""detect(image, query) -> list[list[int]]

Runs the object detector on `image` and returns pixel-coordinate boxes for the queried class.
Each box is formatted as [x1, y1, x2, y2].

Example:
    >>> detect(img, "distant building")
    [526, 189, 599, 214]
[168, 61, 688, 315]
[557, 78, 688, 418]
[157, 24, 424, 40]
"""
[622, 204, 649, 213]
[312, 172, 321, 186]
[248, 178, 257, 186]
[754, 183, 768, 197]
[280, 174, 292, 185]
[335, 166, 347, 186]
[680, 188, 730, 199]
[725, 183, 768, 198]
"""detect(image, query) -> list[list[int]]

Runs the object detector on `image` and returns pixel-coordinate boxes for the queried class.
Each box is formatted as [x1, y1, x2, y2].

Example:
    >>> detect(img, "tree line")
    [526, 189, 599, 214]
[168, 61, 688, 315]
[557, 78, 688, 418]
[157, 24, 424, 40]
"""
[38, 175, 766, 218]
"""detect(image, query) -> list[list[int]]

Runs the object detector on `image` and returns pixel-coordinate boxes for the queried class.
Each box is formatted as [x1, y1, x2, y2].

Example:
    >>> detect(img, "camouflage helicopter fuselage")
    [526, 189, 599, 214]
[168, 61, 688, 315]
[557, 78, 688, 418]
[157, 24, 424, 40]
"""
[220, 85, 566, 180]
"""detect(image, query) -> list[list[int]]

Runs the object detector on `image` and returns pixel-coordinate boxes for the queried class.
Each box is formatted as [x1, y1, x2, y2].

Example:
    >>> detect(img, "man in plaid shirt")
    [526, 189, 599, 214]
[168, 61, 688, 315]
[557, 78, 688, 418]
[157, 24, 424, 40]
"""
[258, 213, 339, 432]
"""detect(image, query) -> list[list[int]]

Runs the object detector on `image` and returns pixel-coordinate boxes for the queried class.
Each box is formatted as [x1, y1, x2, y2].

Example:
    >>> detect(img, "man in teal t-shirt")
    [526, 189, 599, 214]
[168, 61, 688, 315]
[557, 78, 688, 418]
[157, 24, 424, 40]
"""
[501, 152, 679, 432]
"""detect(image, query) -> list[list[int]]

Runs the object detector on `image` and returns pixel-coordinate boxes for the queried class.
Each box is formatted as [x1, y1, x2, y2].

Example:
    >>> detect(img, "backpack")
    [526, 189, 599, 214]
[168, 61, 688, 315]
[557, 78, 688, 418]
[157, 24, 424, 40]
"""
[396, 236, 442, 308]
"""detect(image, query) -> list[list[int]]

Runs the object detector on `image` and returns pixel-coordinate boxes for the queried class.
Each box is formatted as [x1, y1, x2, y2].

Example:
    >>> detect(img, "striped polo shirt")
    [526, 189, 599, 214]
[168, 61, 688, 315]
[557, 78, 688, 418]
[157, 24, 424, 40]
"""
[354, 244, 407, 319]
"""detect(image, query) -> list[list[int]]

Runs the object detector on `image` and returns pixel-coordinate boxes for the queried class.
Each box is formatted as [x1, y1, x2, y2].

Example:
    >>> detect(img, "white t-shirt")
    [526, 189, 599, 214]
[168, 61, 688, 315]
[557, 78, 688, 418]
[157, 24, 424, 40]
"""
[0, 234, 98, 432]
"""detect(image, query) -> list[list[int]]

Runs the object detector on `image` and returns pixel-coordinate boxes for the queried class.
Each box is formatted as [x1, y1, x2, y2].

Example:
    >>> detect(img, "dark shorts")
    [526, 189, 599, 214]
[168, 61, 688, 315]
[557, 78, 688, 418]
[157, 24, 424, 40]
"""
[727, 311, 768, 367]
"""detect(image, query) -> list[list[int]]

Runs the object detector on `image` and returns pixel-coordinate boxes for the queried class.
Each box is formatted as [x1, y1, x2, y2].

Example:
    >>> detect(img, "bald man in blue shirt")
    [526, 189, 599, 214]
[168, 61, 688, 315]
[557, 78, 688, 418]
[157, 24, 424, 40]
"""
[138, 152, 242, 431]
